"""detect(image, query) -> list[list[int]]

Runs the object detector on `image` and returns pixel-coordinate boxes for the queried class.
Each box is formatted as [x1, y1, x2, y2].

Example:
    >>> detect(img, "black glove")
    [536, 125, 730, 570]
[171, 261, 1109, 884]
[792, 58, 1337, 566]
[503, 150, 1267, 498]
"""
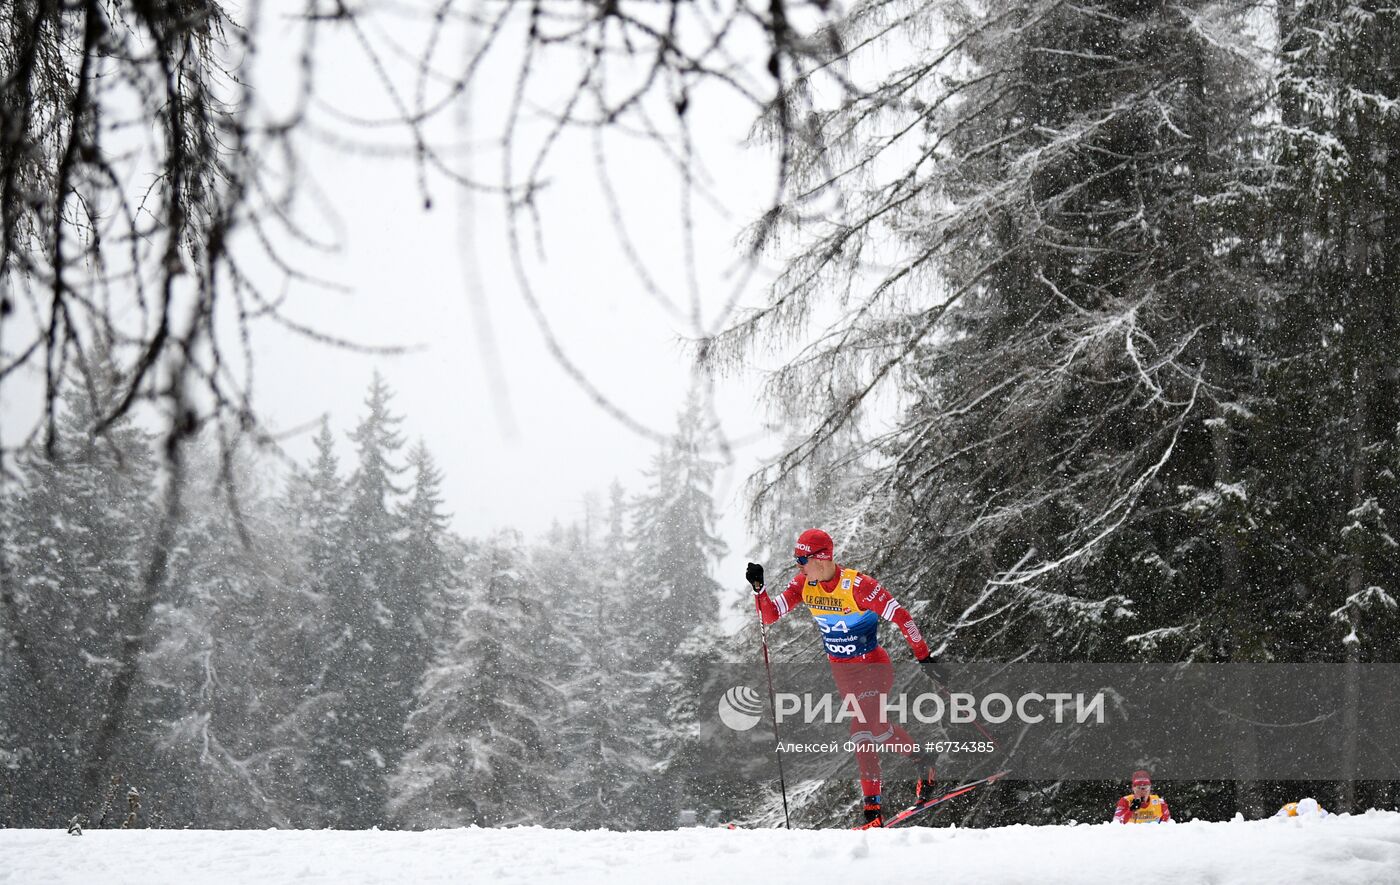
[917, 655, 949, 685]
[745, 562, 765, 593]
[1130, 797, 1144, 811]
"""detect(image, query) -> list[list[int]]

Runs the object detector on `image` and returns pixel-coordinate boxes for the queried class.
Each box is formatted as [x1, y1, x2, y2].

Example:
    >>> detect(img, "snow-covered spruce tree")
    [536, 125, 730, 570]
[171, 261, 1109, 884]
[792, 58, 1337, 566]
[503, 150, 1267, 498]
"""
[580, 488, 665, 829]
[872, 0, 1267, 660]
[400, 441, 461, 660]
[287, 419, 350, 614]
[957, 0, 1280, 816]
[389, 530, 565, 827]
[1262, 0, 1400, 812]
[531, 493, 658, 829]
[628, 396, 728, 661]
[309, 373, 421, 827]
[276, 417, 356, 825]
[1234, 0, 1400, 667]
[0, 375, 156, 825]
[136, 443, 320, 828]
[627, 396, 729, 827]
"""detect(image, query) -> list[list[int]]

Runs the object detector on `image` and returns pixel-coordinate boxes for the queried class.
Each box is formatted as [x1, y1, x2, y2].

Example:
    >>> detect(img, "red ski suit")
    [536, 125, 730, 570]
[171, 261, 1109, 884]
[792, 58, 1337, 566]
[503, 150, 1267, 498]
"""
[755, 565, 930, 801]
[1114, 794, 1171, 823]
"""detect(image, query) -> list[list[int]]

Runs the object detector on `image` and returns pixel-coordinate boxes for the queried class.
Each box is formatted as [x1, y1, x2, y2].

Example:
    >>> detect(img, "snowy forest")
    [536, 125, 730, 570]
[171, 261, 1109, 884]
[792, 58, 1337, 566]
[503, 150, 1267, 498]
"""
[1, 370, 750, 829]
[3, 0, 1400, 835]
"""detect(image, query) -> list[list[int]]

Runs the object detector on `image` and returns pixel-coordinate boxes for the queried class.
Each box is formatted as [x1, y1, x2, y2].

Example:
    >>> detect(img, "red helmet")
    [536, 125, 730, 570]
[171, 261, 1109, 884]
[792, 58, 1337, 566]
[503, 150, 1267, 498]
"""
[794, 528, 834, 561]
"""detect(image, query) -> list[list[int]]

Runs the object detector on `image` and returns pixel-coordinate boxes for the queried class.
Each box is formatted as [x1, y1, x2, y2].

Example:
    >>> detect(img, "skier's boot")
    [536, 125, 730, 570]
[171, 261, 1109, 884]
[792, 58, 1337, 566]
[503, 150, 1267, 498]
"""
[912, 755, 937, 804]
[861, 799, 883, 828]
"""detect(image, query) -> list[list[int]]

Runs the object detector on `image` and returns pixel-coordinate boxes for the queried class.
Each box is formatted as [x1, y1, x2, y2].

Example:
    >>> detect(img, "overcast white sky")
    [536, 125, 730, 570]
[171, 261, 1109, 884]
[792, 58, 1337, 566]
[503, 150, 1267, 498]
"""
[0, 7, 795, 598]
[243, 8, 788, 581]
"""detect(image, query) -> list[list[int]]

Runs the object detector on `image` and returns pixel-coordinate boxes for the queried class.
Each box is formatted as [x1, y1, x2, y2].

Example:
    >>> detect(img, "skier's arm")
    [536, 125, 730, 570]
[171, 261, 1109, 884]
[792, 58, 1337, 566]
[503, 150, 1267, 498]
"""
[854, 576, 931, 660]
[1159, 799, 1171, 823]
[1113, 797, 1131, 823]
[754, 574, 804, 626]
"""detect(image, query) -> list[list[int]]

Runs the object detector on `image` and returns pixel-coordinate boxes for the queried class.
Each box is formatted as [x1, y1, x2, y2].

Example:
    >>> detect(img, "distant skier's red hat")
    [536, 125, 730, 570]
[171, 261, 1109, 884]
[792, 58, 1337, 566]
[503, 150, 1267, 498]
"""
[1131, 770, 1152, 787]
[794, 529, 834, 561]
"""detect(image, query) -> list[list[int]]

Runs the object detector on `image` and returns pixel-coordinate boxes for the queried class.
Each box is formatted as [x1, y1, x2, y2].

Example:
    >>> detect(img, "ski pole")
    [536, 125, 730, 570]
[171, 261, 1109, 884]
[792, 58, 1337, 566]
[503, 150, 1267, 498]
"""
[758, 617, 792, 829]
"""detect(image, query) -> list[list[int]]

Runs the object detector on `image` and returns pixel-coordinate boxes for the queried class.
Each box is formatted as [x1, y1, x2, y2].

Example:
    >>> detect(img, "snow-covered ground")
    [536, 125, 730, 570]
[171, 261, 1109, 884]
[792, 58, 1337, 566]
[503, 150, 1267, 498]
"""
[4, 811, 1400, 885]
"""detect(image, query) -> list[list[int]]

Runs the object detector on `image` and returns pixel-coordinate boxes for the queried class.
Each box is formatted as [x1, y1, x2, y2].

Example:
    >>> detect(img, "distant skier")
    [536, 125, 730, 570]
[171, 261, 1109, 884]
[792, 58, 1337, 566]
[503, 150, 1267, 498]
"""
[1114, 770, 1171, 823]
[1275, 798, 1328, 818]
[746, 528, 940, 828]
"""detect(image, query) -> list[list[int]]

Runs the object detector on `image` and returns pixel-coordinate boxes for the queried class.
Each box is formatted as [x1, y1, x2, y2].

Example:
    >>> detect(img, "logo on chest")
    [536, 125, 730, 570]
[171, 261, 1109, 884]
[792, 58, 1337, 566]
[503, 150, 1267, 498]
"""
[804, 592, 850, 613]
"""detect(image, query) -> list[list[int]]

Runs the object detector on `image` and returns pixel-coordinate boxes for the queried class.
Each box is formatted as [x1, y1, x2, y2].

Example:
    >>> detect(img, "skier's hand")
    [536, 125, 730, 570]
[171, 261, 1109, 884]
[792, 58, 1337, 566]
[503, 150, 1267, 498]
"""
[745, 562, 765, 592]
[1129, 798, 1144, 812]
[918, 655, 949, 685]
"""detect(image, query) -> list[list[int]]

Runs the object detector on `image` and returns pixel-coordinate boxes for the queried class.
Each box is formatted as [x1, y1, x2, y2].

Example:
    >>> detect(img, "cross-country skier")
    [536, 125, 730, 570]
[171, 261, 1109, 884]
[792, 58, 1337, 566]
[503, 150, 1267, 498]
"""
[746, 528, 941, 828]
[1113, 770, 1171, 823]
[1274, 798, 1328, 818]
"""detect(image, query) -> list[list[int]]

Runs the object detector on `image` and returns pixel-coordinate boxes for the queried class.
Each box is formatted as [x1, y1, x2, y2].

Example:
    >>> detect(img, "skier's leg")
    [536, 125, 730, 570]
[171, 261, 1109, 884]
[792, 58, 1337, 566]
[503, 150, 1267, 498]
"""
[855, 654, 935, 801]
[865, 657, 938, 797]
[859, 652, 917, 750]
[832, 659, 886, 820]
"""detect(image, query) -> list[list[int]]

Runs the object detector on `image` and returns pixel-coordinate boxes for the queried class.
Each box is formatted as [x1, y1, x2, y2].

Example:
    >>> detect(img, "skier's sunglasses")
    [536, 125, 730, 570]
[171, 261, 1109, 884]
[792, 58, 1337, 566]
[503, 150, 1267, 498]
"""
[795, 555, 817, 565]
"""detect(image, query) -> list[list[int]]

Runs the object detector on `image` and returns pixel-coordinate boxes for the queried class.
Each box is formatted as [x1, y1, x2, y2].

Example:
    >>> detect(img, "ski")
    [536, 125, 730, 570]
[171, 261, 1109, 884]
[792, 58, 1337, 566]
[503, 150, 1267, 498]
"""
[856, 769, 1011, 830]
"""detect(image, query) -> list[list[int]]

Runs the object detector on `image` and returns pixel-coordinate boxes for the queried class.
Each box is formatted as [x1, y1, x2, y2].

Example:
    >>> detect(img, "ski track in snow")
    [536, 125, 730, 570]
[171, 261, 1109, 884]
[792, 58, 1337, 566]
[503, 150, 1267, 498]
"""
[4, 811, 1400, 884]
